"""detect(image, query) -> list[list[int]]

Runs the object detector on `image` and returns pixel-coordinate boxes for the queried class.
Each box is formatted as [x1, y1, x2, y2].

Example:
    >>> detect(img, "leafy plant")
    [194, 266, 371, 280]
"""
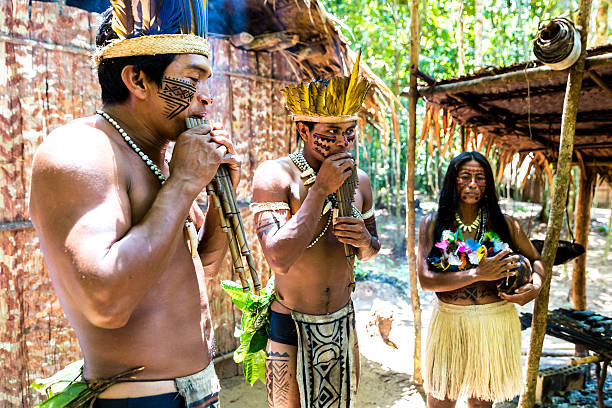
[31, 361, 143, 407]
[221, 277, 276, 385]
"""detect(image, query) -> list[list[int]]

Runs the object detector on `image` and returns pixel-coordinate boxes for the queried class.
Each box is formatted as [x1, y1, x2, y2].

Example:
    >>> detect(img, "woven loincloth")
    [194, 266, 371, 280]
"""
[292, 302, 357, 408]
[424, 300, 523, 402]
[175, 362, 220, 408]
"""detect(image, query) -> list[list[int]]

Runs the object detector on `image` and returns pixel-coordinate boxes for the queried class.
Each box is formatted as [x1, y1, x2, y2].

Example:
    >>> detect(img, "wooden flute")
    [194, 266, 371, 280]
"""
[185, 118, 261, 294]
[334, 165, 359, 288]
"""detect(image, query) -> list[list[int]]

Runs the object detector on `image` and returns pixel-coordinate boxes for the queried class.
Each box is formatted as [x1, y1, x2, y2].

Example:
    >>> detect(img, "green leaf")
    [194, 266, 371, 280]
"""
[233, 330, 255, 363]
[32, 360, 84, 397]
[221, 280, 250, 310]
[242, 350, 267, 385]
[35, 382, 88, 408]
[247, 328, 269, 354]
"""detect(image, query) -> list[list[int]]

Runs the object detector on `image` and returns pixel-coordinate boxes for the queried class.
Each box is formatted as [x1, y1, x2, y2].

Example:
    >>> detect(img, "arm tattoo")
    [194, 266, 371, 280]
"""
[364, 215, 381, 251]
[266, 351, 290, 407]
[256, 211, 287, 240]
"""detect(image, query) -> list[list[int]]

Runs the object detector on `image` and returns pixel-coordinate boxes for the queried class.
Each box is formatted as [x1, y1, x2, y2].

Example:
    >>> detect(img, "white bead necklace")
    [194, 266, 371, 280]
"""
[289, 151, 330, 248]
[97, 110, 199, 257]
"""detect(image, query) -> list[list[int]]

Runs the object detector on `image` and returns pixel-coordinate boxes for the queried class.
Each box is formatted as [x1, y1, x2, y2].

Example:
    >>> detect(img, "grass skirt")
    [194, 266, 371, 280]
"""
[423, 300, 523, 402]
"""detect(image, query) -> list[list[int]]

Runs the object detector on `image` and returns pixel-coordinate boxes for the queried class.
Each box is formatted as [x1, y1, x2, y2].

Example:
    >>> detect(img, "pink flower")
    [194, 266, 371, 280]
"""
[435, 240, 450, 251]
[457, 243, 468, 253]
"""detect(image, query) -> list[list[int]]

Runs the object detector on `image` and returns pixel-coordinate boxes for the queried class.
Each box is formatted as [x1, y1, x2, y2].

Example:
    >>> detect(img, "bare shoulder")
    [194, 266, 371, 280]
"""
[422, 212, 438, 227]
[357, 167, 372, 189]
[252, 157, 294, 192]
[419, 212, 438, 237]
[30, 118, 126, 225]
[503, 214, 522, 234]
[33, 117, 117, 178]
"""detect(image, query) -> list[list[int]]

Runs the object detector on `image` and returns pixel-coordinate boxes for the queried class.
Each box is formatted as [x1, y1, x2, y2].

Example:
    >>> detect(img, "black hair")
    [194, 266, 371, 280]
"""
[433, 151, 516, 250]
[296, 121, 315, 143]
[96, 7, 177, 105]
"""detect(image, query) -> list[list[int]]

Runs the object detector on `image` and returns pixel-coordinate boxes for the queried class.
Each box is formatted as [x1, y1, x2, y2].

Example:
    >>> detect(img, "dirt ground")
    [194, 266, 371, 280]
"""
[219, 201, 612, 407]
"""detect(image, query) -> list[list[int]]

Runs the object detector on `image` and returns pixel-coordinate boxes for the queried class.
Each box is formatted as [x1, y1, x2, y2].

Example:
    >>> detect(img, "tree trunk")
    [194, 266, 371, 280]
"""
[474, 0, 484, 70]
[539, 174, 549, 222]
[519, 1, 593, 406]
[457, 0, 466, 75]
[603, 196, 612, 263]
[594, 0, 609, 46]
[383, 144, 392, 209]
[406, 0, 423, 385]
[392, 0, 403, 225]
[572, 168, 595, 315]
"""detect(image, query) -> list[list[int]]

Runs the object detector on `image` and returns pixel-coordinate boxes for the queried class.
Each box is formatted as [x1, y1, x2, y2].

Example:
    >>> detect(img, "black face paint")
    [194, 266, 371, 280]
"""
[158, 76, 196, 119]
[312, 132, 336, 157]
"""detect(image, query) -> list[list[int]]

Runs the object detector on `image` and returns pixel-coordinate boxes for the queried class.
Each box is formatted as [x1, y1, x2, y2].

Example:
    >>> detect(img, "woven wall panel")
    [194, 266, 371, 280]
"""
[0, 229, 81, 407]
[1, 2, 295, 402]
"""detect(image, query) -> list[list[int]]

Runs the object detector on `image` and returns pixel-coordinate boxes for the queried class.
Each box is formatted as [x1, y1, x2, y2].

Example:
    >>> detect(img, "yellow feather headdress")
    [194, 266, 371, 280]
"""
[94, 0, 210, 65]
[281, 50, 371, 123]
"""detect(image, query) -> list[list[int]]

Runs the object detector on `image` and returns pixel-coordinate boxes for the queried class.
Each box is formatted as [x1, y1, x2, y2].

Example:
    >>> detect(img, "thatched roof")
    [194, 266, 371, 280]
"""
[211, 0, 400, 146]
[407, 44, 612, 182]
[74, 0, 399, 146]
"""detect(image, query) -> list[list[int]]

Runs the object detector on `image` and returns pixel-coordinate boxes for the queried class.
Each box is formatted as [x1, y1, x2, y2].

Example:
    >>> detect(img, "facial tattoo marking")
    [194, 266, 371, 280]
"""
[456, 164, 487, 202]
[158, 76, 196, 119]
[312, 132, 335, 157]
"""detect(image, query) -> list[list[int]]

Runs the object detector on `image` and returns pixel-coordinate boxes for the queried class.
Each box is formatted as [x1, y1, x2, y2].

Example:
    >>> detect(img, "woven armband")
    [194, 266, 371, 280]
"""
[362, 206, 375, 220]
[250, 202, 291, 215]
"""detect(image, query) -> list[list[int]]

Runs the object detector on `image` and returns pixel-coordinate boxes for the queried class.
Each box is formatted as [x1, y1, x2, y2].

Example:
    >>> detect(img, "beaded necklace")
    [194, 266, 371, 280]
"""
[97, 110, 199, 257]
[455, 207, 488, 243]
[289, 150, 332, 248]
[455, 208, 481, 233]
[289, 150, 363, 248]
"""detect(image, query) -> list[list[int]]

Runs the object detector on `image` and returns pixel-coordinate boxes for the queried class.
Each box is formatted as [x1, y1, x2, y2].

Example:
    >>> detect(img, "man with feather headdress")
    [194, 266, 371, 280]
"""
[250, 51, 381, 408]
[28, 1, 235, 406]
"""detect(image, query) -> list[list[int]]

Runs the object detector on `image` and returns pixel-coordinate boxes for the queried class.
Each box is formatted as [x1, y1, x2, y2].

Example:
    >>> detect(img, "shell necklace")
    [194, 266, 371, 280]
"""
[289, 150, 332, 248]
[97, 110, 199, 257]
[455, 208, 481, 233]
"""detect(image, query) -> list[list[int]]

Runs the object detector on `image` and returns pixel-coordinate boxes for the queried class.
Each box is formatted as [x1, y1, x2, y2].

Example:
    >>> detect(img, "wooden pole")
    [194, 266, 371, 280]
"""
[603, 197, 612, 263]
[518, 1, 594, 407]
[474, 0, 484, 70]
[571, 167, 595, 353]
[406, 0, 423, 385]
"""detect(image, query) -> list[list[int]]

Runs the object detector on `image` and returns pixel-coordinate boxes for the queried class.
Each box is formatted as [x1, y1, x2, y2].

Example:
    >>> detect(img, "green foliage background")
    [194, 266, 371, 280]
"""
[321, 0, 611, 252]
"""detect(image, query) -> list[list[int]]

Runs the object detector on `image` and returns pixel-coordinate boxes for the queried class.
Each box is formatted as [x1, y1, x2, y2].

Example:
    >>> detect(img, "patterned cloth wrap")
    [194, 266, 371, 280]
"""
[175, 363, 221, 408]
[31, 362, 220, 408]
[292, 302, 357, 408]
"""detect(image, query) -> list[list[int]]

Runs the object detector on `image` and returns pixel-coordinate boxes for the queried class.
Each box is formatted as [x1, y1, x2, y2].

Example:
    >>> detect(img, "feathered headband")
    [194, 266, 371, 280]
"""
[94, 0, 210, 65]
[281, 50, 371, 123]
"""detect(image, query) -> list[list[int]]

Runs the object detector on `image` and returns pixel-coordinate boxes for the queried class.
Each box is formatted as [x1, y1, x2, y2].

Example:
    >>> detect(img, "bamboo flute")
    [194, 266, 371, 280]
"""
[335, 166, 359, 287]
[185, 118, 261, 294]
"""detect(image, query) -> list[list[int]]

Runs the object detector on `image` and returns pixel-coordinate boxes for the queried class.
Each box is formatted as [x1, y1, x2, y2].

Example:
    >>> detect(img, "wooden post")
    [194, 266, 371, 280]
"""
[406, 0, 423, 385]
[603, 197, 612, 262]
[572, 168, 595, 353]
[572, 167, 594, 311]
[518, 1, 593, 407]
[572, 167, 596, 355]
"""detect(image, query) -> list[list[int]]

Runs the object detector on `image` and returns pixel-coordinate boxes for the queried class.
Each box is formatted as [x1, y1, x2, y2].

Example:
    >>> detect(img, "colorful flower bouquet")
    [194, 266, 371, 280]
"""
[427, 229, 531, 294]
[427, 229, 509, 272]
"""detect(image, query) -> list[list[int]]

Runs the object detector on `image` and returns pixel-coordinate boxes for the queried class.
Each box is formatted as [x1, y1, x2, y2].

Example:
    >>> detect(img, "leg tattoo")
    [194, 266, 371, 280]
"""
[266, 351, 290, 407]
